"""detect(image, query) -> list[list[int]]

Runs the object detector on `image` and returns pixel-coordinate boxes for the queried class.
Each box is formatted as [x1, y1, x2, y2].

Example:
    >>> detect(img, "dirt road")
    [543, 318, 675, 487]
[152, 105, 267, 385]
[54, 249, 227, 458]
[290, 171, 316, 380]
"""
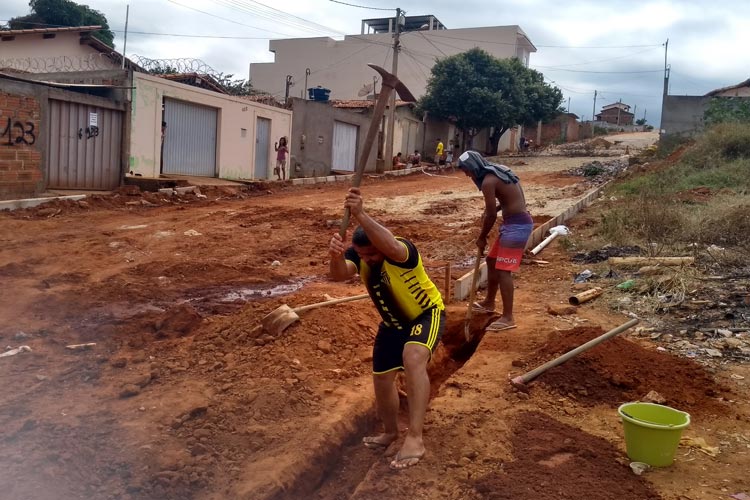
[1, 140, 747, 499]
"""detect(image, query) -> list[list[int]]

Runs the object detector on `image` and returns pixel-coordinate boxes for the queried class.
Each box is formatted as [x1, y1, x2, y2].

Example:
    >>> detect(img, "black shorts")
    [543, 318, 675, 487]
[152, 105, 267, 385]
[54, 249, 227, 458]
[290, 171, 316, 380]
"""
[372, 308, 445, 374]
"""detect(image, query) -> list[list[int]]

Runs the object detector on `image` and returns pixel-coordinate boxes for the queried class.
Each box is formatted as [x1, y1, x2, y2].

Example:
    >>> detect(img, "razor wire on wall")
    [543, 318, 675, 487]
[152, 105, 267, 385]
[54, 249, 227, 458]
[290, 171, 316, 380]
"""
[0, 53, 121, 73]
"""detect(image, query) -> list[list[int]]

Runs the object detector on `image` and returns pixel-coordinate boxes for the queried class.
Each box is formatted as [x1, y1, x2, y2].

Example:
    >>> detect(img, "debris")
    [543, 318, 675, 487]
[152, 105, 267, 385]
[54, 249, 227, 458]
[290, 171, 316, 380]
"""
[679, 436, 720, 457]
[183, 229, 202, 237]
[572, 245, 642, 264]
[569, 287, 604, 306]
[0, 345, 31, 358]
[730, 493, 750, 500]
[66, 343, 96, 351]
[629, 462, 650, 475]
[271, 260, 281, 267]
[119, 384, 141, 398]
[730, 374, 745, 380]
[317, 340, 332, 354]
[574, 269, 594, 283]
[529, 225, 570, 256]
[703, 348, 723, 358]
[616, 279, 636, 290]
[642, 390, 667, 404]
[547, 303, 577, 316]
[608, 256, 695, 267]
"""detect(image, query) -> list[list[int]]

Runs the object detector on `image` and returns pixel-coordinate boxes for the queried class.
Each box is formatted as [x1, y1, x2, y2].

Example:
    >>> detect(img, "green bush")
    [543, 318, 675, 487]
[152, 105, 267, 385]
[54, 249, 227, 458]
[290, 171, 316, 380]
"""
[682, 122, 750, 167]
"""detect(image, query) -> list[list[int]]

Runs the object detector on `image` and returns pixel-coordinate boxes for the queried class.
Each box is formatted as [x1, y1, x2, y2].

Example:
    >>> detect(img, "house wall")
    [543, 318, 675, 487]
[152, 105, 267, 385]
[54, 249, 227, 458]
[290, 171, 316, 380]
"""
[250, 26, 534, 101]
[597, 108, 634, 125]
[0, 32, 119, 73]
[130, 73, 292, 180]
[660, 95, 711, 138]
[0, 86, 43, 198]
[1, 75, 127, 199]
[288, 98, 378, 177]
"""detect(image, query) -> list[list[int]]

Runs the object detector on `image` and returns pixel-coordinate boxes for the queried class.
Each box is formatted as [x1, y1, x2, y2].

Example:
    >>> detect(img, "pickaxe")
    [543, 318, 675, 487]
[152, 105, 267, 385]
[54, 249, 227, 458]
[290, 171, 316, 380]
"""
[338, 64, 416, 237]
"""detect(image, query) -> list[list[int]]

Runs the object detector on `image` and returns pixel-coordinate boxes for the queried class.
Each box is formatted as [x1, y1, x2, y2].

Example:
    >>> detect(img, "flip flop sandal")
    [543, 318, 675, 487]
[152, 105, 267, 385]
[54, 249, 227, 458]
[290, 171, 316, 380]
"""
[487, 321, 517, 332]
[363, 437, 392, 449]
[389, 452, 424, 470]
[471, 302, 495, 314]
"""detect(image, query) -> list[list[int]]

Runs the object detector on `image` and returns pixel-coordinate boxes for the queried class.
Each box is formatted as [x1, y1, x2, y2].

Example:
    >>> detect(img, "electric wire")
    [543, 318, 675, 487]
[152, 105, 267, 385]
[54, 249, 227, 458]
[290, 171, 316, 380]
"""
[329, 0, 395, 11]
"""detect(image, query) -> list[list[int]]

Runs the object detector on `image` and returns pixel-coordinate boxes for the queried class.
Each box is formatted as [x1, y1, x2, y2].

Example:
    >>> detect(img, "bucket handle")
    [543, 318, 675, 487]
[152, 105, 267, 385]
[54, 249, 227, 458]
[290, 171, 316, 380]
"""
[620, 410, 680, 428]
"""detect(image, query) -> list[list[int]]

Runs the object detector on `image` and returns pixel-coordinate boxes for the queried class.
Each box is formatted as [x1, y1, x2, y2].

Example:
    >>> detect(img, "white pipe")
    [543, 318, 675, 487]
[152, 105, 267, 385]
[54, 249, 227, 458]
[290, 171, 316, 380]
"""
[530, 225, 570, 256]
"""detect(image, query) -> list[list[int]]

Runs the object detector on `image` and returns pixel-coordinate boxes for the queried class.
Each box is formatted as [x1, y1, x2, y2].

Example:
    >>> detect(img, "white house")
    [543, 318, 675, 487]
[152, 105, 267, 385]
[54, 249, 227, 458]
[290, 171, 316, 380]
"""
[249, 15, 535, 101]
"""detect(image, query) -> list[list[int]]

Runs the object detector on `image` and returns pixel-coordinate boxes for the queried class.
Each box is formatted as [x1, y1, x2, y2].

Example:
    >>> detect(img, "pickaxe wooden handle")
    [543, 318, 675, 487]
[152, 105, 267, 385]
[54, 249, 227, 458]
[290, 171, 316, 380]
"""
[338, 64, 416, 238]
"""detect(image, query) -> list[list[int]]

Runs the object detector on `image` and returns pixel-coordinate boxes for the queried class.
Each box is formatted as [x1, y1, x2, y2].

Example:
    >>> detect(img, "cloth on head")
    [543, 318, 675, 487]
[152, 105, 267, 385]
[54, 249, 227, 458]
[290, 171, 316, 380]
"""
[457, 150, 519, 190]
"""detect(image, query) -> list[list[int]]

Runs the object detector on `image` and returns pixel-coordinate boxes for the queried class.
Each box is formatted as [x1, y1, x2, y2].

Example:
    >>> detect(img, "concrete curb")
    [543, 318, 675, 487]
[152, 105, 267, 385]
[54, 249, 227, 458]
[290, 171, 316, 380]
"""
[289, 167, 423, 186]
[451, 181, 611, 302]
[0, 194, 87, 211]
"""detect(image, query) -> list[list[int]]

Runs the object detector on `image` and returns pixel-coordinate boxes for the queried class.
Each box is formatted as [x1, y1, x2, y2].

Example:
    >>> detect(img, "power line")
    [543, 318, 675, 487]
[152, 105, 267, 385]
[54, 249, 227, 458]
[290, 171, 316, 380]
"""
[533, 66, 664, 74]
[421, 31, 663, 49]
[166, 0, 298, 37]
[329, 0, 395, 11]
[539, 46, 662, 69]
[211, 0, 345, 36]
[416, 31, 447, 57]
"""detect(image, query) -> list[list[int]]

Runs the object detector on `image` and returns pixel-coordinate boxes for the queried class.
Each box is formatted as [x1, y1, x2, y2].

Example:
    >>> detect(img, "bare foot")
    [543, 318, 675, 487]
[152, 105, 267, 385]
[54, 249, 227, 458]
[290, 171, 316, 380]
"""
[390, 434, 425, 470]
[363, 432, 397, 449]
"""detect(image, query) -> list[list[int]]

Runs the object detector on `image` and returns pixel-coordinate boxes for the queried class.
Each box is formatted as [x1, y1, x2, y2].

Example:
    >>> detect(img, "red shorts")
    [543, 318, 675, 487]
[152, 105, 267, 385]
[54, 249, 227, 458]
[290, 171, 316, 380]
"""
[487, 213, 534, 272]
[487, 241, 525, 271]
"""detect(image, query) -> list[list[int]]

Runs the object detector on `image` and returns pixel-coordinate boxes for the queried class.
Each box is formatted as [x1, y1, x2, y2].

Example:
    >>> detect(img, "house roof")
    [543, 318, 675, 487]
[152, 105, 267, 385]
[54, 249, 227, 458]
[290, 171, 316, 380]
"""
[331, 99, 413, 109]
[0, 25, 103, 36]
[0, 24, 143, 71]
[705, 77, 750, 96]
[240, 94, 285, 108]
[601, 102, 630, 111]
[362, 15, 447, 33]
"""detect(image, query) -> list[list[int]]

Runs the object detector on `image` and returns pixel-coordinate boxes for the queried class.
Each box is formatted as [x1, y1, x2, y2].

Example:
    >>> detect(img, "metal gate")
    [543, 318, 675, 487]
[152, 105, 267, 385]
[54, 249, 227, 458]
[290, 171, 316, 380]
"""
[162, 98, 217, 176]
[47, 99, 122, 190]
[254, 117, 271, 179]
[332, 121, 358, 172]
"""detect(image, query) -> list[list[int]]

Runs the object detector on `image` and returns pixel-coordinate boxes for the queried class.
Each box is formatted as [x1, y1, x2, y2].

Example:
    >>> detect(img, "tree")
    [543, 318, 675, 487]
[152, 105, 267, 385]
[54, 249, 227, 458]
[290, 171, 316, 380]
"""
[419, 48, 562, 154]
[8, 0, 115, 48]
[636, 118, 647, 126]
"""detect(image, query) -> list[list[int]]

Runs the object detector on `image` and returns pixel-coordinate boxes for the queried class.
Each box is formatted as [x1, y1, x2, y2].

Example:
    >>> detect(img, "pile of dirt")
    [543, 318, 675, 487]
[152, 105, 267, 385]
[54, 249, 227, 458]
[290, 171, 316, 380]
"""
[471, 411, 660, 500]
[516, 327, 730, 413]
[567, 158, 629, 184]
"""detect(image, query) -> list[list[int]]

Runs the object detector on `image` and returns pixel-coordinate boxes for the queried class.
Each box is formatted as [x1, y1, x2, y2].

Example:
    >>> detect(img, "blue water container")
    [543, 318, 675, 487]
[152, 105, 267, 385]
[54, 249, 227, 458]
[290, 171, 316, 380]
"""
[308, 86, 331, 101]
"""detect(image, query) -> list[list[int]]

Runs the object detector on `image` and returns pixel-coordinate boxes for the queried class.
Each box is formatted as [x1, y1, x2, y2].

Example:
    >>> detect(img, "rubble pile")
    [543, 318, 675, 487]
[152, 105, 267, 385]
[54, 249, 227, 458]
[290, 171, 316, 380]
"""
[567, 158, 629, 183]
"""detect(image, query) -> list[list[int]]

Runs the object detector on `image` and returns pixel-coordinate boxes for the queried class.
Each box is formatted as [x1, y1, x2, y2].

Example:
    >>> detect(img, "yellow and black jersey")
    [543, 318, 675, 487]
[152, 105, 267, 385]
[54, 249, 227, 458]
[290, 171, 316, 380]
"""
[345, 237, 444, 330]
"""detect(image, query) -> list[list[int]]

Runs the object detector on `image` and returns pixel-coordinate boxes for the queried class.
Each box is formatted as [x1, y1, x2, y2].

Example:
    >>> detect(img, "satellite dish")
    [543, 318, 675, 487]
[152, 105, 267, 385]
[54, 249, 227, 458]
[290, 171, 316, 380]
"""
[358, 82, 373, 97]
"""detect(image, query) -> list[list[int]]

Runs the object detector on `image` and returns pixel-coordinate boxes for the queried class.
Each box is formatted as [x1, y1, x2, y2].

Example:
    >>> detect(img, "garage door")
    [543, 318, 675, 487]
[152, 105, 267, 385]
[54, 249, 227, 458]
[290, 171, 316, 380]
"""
[47, 99, 122, 190]
[332, 121, 358, 172]
[162, 98, 217, 177]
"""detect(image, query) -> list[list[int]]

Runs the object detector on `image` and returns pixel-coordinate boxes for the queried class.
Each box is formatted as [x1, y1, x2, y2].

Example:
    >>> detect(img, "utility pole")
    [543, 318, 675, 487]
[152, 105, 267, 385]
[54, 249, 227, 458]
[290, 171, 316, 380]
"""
[383, 7, 402, 173]
[617, 98, 622, 125]
[284, 75, 293, 103]
[121, 4, 129, 68]
[567, 97, 570, 113]
[592, 90, 597, 124]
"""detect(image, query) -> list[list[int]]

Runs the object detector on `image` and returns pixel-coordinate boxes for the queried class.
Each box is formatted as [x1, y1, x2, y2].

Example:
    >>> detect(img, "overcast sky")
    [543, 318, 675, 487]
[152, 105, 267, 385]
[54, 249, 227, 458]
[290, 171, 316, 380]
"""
[3, 0, 749, 124]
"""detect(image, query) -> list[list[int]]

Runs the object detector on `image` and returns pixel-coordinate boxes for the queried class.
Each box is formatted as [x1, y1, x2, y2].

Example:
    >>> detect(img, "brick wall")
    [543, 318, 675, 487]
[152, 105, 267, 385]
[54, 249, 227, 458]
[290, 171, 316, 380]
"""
[0, 91, 44, 199]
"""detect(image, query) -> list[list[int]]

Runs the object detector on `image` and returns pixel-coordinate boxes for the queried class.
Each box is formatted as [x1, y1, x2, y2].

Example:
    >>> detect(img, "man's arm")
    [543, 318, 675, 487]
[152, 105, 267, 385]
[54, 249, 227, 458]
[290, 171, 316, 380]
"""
[479, 177, 498, 238]
[329, 233, 357, 281]
[346, 188, 408, 262]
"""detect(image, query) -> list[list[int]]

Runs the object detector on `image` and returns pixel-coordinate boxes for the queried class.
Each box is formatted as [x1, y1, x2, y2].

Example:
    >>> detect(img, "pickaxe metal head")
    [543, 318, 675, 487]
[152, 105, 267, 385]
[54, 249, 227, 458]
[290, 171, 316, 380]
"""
[367, 64, 416, 103]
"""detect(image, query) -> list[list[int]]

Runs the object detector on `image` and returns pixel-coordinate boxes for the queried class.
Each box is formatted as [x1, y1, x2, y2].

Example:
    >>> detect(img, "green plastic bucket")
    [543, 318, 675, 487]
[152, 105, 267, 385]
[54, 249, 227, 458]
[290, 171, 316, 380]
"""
[618, 402, 690, 467]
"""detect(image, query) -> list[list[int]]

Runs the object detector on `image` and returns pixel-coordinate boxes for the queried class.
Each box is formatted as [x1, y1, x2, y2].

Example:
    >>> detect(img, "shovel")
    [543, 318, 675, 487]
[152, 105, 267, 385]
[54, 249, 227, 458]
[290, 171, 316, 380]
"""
[464, 246, 484, 342]
[259, 293, 369, 336]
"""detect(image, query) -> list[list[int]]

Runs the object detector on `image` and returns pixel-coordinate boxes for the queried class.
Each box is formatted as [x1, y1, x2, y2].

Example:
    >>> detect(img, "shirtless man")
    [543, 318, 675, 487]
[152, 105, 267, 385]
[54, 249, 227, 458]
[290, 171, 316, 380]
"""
[457, 151, 532, 331]
[329, 188, 445, 470]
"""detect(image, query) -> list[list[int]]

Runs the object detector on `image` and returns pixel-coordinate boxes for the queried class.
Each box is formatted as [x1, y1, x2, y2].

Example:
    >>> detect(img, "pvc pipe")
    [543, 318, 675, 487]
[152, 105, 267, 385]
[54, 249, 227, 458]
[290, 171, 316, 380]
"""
[529, 225, 570, 256]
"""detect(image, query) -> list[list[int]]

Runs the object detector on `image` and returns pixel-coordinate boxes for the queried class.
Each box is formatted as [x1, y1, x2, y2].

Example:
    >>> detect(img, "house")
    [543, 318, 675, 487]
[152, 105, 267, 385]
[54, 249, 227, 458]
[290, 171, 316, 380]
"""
[249, 15, 535, 155]
[595, 102, 634, 126]
[661, 77, 750, 139]
[288, 97, 422, 177]
[538, 113, 580, 146]
[705, 78, 750, 97]
[249, 16, 535, 101]
[0, 25, 294, 199]
[0, 25, 133, 73]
